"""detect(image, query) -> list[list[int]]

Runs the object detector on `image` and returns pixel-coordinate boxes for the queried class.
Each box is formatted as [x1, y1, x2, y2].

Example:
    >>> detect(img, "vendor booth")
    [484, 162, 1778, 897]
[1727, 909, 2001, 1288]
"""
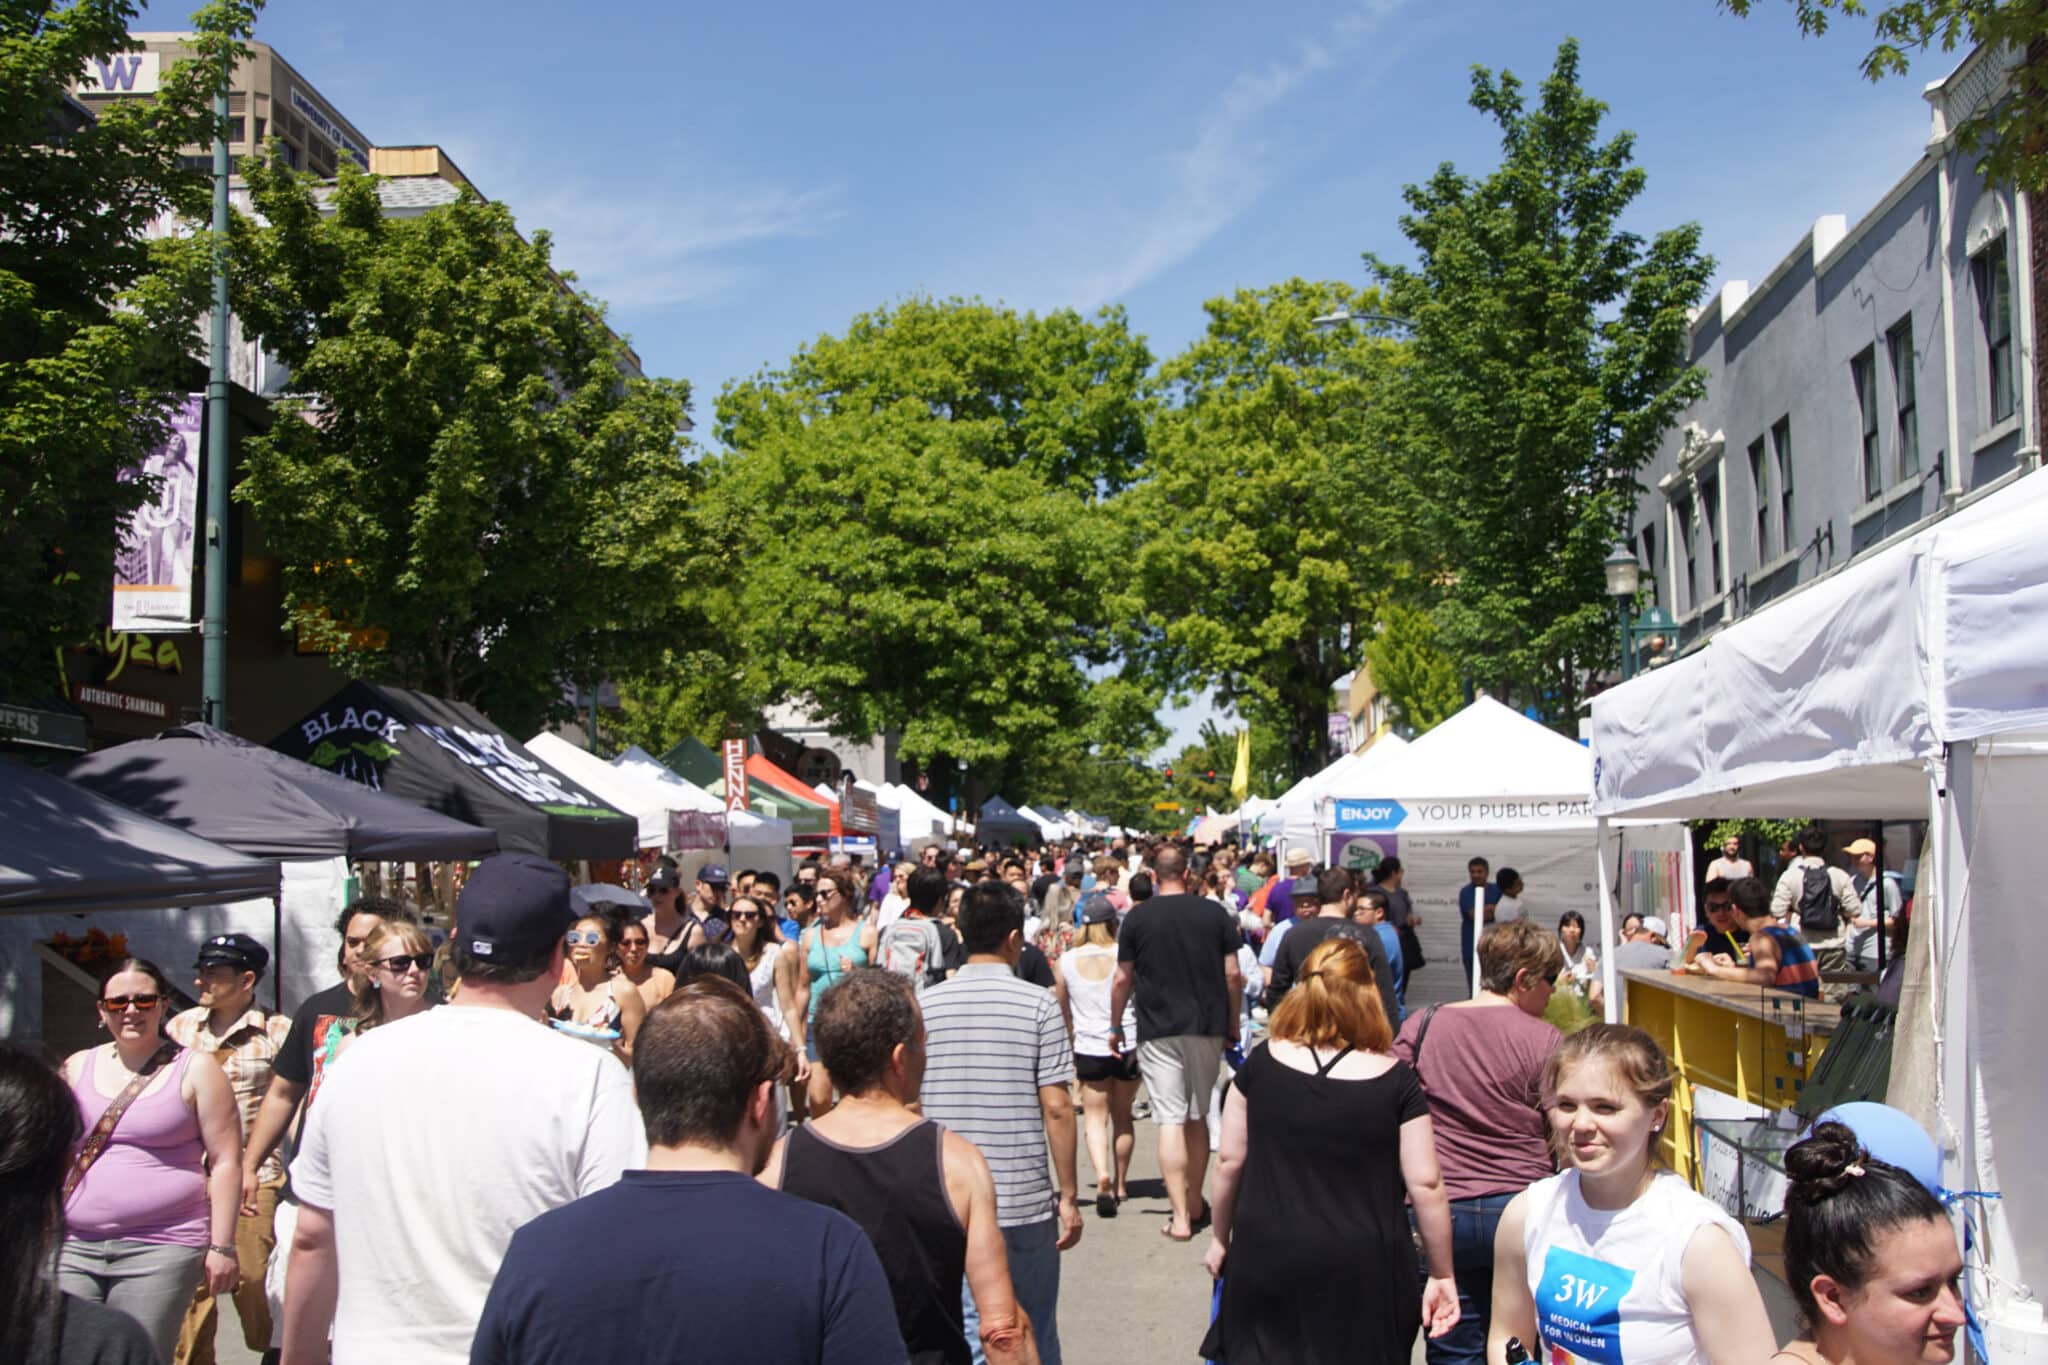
[1320, 697, 1686, 1011]
[0, 759, 295, 1043]
[609, 747, 736, 851]
[1589, 466, 2048, 1355]
[273, 683, 636, 860]
[1269, 733, 1409, 859]
[879, 783, 951, 850]
[595, 744, 794, 883]
[976, 796, 1039, 847]
[663, 737, 834, 837]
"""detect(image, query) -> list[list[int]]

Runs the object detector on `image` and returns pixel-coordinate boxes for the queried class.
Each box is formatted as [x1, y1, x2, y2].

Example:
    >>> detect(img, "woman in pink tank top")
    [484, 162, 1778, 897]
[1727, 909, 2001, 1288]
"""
[57, 960, 245, 1365]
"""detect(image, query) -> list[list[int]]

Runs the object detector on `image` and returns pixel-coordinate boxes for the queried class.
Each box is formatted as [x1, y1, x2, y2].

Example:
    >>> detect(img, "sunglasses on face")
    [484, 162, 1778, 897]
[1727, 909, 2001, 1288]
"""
[619, 938, 648, 951]
[100, 994, 162, 1014]
[376, 952, 433, 974]
[564, 930, 605, 946]
[730, 910, 762, 922]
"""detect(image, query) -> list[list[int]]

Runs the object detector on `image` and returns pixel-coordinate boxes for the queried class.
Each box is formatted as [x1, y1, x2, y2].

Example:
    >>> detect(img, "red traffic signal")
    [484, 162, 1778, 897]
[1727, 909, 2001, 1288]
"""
[1206, 768, 1216, 781]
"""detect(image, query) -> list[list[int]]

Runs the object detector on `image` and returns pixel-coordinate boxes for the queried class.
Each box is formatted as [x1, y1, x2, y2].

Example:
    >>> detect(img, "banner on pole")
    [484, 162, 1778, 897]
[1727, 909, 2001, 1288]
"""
[112, 394, 204, 632]
[721, 740, 747, 814]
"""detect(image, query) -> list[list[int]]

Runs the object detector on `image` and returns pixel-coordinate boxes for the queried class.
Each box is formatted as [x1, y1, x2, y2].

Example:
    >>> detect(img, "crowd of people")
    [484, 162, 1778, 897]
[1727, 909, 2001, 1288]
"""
[3, 828, 1963, 1365]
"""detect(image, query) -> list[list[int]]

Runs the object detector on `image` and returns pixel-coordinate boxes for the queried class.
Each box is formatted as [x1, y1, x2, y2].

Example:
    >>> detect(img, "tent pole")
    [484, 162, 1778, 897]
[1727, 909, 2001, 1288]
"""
[1596, 818, 1621, 1024]
[272, 892, 283, 1013]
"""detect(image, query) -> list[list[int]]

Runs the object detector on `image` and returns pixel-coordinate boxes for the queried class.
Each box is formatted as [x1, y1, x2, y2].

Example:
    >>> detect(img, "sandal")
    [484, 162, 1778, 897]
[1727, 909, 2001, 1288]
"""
[1096, 1190, 1118, 1218]
[1161, 1220, 1194, 1242]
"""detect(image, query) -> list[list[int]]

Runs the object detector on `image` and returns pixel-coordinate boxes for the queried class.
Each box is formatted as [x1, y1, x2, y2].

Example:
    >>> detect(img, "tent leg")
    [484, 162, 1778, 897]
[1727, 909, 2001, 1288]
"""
[1596, 817, 1621, 1024]
[272, 892, 283, 1013]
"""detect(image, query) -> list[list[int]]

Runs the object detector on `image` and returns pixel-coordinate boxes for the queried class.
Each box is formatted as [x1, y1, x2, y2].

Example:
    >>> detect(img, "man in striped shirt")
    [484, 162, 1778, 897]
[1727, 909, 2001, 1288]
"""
[919, 879, 1081, 1365]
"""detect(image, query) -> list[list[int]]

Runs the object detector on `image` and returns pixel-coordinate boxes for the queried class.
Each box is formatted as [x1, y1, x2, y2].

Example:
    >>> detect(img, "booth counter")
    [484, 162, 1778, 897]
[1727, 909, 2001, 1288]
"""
[1621, 969, 1838, 1181]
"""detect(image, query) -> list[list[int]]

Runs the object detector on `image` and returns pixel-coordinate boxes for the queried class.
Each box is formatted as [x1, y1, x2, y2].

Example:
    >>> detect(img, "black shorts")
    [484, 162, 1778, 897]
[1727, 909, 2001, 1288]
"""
[1075, 1052, 1141, 1083]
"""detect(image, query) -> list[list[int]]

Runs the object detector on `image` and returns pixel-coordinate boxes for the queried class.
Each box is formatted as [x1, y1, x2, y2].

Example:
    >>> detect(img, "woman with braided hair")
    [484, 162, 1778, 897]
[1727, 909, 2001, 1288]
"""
[1774, 1122, 1964, 1365]
[1200, 936, 1459, 1363]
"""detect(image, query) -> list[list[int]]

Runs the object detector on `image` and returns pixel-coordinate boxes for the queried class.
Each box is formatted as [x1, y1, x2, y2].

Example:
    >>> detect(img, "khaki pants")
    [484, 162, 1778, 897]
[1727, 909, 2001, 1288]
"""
[174, 1177, 280, 1365]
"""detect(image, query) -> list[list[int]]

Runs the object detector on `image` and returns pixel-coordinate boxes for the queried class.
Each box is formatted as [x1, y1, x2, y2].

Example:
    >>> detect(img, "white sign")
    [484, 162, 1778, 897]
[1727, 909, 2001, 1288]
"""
[76, 52, 161, 95]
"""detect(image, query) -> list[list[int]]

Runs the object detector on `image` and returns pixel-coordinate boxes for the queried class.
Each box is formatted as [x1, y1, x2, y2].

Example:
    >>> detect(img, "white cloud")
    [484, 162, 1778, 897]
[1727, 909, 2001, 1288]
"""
[1064, 0, 1406, 308]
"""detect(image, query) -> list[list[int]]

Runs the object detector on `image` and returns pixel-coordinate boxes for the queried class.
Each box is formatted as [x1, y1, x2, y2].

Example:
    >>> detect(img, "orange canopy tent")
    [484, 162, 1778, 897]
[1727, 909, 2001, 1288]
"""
[746, 754, 842, 838]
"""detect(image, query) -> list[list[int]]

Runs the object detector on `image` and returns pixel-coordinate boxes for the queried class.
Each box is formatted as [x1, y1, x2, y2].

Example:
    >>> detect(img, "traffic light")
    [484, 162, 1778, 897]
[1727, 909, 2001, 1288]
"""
[1205, 768, 1216, 781]
[1164, 765, 1174, 786]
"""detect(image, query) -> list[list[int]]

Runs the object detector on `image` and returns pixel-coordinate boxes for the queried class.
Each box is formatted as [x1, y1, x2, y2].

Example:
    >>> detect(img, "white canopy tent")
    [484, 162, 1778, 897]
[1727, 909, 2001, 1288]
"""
[530, 734, 688, 850]
[1267, 733, 1410, 858]
[1321, 699, 1686, 1008]
[1589, 466, 2048, 1350]
[879, 784, 951, 849]
[601, 743, 796, 879]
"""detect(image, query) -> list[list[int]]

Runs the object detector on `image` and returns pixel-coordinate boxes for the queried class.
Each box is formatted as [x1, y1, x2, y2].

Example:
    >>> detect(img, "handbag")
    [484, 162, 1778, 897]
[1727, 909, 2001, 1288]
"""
[1399, 921, 1427, 971]
[64, 1041, 180, 1203]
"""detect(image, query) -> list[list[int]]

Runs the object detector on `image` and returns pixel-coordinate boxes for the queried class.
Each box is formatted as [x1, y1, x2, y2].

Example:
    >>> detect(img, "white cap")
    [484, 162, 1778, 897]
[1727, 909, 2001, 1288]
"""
[1640, 915, 1669, 939]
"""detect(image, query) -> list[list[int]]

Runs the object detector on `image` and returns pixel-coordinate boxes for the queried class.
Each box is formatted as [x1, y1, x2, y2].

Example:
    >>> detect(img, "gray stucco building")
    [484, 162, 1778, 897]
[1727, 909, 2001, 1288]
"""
[1630, 43, 2038, 644]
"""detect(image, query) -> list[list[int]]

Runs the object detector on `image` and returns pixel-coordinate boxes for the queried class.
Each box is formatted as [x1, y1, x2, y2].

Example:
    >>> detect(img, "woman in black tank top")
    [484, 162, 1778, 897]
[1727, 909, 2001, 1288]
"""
[780, 1118, 969, 1365]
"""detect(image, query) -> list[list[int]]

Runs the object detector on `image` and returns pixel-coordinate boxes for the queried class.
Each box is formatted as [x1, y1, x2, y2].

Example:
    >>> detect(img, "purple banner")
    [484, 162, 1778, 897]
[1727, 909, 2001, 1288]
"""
[112, 394, 204, 632]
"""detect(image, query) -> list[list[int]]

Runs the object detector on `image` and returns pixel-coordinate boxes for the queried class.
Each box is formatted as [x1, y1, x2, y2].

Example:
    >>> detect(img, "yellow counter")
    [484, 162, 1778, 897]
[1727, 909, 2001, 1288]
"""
[1621, 968, 1839, 1180]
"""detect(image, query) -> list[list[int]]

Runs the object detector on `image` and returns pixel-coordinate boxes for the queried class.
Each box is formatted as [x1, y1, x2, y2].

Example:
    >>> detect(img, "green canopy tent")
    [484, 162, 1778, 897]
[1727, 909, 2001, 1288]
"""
[661, 738, 833, 838]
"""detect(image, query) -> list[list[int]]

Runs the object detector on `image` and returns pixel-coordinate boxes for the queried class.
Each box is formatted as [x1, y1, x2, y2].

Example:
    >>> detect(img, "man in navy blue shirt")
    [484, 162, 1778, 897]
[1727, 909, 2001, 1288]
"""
[1457, 856, 1502, 994]
[470, 979, 907, 1365]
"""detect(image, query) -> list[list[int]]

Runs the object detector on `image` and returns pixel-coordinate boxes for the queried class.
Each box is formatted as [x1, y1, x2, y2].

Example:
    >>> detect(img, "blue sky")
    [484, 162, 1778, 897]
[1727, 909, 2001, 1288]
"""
[141, 0, 1944, 756]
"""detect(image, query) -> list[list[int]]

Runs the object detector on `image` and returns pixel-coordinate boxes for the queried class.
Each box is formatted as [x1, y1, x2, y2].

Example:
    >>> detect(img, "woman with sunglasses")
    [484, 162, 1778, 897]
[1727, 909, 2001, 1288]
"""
[615, 917, 677, 1014]
[800, 869, 878, 1118]
[338, 922, 438, 1052]
[548, 913, 647, 1062]
[59, 959, 244, 1364]
[731, 895, 808, 1073]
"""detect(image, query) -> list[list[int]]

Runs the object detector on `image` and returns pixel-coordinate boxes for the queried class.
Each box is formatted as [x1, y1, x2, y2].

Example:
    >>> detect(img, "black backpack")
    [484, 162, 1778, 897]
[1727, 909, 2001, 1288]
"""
[1796, 866, 1839, 935]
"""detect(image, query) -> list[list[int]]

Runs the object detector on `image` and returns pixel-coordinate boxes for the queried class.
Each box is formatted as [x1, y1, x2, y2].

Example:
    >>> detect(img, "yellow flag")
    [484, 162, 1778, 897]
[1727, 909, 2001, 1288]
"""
[1230, 726, 1251, 804]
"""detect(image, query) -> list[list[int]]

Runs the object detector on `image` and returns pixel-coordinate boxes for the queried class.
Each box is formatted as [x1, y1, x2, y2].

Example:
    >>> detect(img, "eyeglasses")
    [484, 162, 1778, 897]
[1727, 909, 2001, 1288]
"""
[619, 938, 648, 951]
[730, 910, 762, 922]
[564, 930, 604, 946]
[375, 952, 433, 974]
[816, 886, 840, 900]
[1705, 900, 1732, 914]
[100, 994, 162, 1013]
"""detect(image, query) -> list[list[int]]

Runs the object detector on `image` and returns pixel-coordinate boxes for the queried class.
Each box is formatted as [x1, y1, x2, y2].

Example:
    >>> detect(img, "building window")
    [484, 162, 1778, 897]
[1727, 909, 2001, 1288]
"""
[254, 115, 267, 143]
[1974, 236, 2015, 423]
[1673, 490, 1697, 613]
[1852, 347, 1881, 500]
[1772, 417, 1794, 553]
[1748, 436, 1770, 561]
[1639, 524, 1658, 607]
[1888, 318, 1919, 480]
[1699, 470, 1723, 596]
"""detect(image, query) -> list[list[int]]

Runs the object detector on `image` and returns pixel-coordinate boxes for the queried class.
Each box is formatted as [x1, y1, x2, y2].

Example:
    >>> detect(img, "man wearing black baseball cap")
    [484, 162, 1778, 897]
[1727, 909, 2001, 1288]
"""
[169, 932, 291, 1363]
[283, 854, 646, 1365]
[648, 863, 732, 974]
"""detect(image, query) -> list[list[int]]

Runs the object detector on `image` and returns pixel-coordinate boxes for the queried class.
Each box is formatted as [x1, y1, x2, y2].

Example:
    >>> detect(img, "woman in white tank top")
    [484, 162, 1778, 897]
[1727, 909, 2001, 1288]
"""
[1059, 897, 1141, 1216]
[1490, 1024, 1775, 1365]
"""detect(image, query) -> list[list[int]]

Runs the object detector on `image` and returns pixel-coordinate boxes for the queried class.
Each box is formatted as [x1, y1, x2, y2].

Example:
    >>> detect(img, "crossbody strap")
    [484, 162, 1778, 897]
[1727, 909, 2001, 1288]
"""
[1410, 1004, 1443, 1074]
[64, 1041, 180, 1203]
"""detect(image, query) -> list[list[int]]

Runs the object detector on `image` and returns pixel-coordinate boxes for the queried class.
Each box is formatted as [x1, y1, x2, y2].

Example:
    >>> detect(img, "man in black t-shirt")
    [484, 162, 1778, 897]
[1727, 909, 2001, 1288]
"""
[1263, 868, 1397, 1034]
[1108, 847, 1242, 1242]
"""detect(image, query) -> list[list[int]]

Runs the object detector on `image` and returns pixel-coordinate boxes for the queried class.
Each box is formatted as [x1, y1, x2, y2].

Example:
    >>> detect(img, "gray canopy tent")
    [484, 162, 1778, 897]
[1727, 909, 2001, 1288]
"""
[0, 758, 280, 916]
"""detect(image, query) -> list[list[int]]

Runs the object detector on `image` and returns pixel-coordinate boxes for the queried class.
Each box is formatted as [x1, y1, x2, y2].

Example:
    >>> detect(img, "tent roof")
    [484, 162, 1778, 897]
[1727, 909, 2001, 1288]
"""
[56, 724, 498, 862]
[1591, 466, 2048, 819]
[610, 747, 724, 813]
[1358, 698, 1588, 801]
[270, 683, 635, 860]
[1, 759, 281, 915]
[978, 795, 1030, 823]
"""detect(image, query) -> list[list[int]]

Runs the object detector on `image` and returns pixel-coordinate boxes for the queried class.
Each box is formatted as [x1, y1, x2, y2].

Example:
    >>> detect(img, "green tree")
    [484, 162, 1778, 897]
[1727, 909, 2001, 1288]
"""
[229, 164, 695, 737]
[1362, 603, 1464, 733]
[0, 0, 260, 697]
[1008, 675, 1173, 830]
[692, 402, 1117, 770]
[1121, 279, 1408, 784]
[717, 295, 1154, 495]
[1720, 0, 2048, 191]
[1370, 40, 1714, 727]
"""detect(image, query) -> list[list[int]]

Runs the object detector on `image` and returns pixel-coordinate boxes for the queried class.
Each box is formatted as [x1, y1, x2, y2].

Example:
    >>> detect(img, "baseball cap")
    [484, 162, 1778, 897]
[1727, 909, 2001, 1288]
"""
[1079, 894, 1116, 925]
[646, 866, 679, 891]
[1639, 915, 1669, 939]
[196, 932, 269, 975]
[1844, 838, 1878, 856]
[458, 854, 575, 961]
[697, 863, 730, 886]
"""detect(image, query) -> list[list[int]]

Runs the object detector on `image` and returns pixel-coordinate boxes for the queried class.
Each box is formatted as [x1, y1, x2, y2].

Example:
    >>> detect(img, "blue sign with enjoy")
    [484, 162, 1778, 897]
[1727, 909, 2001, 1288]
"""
[1333, 799, 1407, 832]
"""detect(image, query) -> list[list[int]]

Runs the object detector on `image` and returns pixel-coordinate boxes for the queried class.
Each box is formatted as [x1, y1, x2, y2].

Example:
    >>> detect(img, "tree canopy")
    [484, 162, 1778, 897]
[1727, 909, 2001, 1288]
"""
[1370, 40, 1713, 726]
[0, 0, 259, 697]
[229, 162, 695, 737]
[1121, 279, 1406, 782]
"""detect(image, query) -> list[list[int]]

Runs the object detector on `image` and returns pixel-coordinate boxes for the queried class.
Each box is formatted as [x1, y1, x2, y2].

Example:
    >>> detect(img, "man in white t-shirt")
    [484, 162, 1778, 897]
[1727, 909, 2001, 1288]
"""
[1493, 867, 1527, 923]
[282, 854, 647, 1365]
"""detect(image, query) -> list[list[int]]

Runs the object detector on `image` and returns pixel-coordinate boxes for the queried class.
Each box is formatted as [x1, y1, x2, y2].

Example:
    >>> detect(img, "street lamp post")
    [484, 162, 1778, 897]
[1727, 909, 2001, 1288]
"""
[1604, 543, 1643, 680]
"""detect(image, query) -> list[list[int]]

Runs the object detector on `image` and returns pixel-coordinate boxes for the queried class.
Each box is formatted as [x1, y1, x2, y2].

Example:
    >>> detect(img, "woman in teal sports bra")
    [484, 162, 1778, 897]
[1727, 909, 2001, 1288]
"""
[801, 867, 878, 1118]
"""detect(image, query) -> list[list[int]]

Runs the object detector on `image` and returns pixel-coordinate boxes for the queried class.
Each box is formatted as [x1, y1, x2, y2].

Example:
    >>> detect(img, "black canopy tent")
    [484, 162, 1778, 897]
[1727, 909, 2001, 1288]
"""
[0, 759, 280, 917]
[271, 683, 636, 860]
[55, 724, 501, 862]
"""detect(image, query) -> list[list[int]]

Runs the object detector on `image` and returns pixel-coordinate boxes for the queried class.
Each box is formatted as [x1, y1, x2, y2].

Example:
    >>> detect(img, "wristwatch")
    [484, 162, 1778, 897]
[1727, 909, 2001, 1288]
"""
[207, 1243, 237, 1257]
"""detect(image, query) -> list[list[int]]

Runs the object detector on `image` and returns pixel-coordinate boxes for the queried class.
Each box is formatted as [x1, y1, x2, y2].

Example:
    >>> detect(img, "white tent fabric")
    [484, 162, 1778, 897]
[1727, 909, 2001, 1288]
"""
[1268, 733, 1409, 853]
[878, 784, 950, 847]
[1341, 699, 1592, 828]
[1587, 466, 2048, 1336]
[610, 746, 725, 813]
[529, 734, 680, 849]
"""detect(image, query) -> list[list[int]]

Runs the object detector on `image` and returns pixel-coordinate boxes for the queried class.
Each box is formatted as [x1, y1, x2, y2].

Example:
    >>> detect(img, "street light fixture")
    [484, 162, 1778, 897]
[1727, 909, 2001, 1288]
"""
[1310, 309, 1417, 334]
[1604, 542, 1643, 679]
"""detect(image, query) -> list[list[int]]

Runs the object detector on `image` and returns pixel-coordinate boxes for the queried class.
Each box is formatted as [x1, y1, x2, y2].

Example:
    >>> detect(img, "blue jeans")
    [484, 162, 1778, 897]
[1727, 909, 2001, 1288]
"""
[962, 1215, 1060, 1365]
[1419, 1193, 1516, 1365]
